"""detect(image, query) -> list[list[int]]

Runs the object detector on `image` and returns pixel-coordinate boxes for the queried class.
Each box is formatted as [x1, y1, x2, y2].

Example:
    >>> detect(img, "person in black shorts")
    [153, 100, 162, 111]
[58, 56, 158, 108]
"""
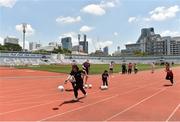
[102, 70, 109, 86]
[82, 59, 90, 74]
[82, 60, 90, 85]
[121, 63, 127, 74]
[65, 65, 87, 101]
[134, 63, 138, 74]
[109, 61, 114, 76]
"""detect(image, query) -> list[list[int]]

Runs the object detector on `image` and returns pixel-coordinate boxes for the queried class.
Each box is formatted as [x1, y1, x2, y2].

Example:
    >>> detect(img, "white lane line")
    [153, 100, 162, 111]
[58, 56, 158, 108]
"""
[0, 94, 113, 116]
[38, 95, 119, 122]
[0, 77, 141, 103]
[0, 88, 56, 99]
[0, 75, 65, 79]
[0, 99, 64, 115]
[38, 83, 162, 121]
[0, 76, 163, 117]
[105, 88, 167, 121]
[0, 85, 139, 117]
[166, 104, 180, 122]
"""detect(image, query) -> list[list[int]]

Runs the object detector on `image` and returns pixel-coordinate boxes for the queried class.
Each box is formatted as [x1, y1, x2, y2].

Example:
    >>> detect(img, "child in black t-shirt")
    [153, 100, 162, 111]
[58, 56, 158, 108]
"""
[65, 65, 87, 101]
[102, 70, 109, 86]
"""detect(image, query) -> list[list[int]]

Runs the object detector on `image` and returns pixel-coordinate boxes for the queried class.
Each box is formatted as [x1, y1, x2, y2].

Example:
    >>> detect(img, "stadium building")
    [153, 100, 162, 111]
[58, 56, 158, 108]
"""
[121, 28, 180, 56]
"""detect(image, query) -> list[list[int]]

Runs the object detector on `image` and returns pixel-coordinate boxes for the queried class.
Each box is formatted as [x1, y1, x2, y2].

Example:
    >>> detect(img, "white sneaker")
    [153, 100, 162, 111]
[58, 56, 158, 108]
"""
[84, 84, 88, 88]
[84, 93, 87, 97]
[73, 97, 78, 101]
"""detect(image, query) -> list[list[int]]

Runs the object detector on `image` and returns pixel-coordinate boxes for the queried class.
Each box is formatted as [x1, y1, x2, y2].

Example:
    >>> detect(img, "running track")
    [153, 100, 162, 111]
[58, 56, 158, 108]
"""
[0, 67, 180, 122]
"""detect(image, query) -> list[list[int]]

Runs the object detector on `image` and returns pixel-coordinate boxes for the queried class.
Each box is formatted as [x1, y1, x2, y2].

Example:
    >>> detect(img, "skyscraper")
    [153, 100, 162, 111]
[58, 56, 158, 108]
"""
[79, 34, 88, 53]
[29, 42, 41, 51]
[103, 46, 109, 55]
[61, 37, 72, 51]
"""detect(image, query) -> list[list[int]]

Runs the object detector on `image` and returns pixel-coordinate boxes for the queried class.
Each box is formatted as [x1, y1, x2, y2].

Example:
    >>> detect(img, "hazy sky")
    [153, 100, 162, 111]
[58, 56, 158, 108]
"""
[0, 0, 180, 54]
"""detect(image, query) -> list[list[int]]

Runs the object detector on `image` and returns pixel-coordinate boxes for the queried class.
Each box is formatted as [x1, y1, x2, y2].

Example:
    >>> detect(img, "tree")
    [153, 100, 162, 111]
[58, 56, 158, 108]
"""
[52, 46, 63, 53]
[52, 46, 71, 54]
[134, 51, 147, 56]
[0, 43, 22, 51]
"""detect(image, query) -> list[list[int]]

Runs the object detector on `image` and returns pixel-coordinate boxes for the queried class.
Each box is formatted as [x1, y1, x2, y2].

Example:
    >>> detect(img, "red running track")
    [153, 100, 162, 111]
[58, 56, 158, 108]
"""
[0, 67, 180, 122]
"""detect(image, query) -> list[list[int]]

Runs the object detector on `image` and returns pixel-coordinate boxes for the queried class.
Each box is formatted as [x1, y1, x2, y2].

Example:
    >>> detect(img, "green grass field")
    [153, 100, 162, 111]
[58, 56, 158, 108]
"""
[15, 63, 180, 74]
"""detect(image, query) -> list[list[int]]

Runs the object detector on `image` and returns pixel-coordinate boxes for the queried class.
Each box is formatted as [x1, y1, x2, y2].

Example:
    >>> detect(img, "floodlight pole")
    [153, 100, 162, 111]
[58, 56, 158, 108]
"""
[22, 23, 27, 51]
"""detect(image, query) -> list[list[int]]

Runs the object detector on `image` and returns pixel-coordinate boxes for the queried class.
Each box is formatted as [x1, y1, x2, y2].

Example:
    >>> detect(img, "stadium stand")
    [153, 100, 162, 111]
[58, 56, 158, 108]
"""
[0, 52, 180, 66]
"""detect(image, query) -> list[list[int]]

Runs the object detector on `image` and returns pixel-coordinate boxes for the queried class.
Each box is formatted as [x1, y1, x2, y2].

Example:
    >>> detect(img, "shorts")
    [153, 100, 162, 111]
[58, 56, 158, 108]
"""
[109, 68, 113, 71]
[85, 69, 89, 75]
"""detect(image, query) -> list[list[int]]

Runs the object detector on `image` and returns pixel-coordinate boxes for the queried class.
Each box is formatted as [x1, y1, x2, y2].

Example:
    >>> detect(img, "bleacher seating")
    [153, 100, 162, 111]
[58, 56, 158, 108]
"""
[0, 52, 180, 66]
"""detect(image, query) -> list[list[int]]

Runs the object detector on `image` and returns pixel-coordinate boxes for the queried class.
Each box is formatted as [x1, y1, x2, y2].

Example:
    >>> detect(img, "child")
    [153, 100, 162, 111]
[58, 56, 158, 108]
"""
[102, 70, 109, 87]
[151, 62, 155, 73]
[82, 66, 88, 88]
[109, 61, 114, 76]
[82, 60, 90, 86]
[134, 63, 138, 74]
[165, 62, 174, 85]
[65, 65, 87, 101]
[128, 63, 133, 74]
[121, 63, 127, 74]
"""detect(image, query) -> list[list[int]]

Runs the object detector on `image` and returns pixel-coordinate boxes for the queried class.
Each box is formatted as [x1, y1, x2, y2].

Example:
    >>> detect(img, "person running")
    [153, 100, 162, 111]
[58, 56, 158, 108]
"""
[82, 59, 90, 85]
[102, 70, 109, 87]
[128, 62, 133, 74]
[82, 66, 88, 88]
[134, 63, 138, 74]
[109, 61, 114, 76]
[65, 65, 87, 101]
[165, 62, 174, 85]
[64, 62, 77, 90]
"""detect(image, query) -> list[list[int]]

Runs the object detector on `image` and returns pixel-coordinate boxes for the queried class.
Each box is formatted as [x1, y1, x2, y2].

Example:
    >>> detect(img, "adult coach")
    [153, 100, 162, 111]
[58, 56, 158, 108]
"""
[82, 59, 90, 85]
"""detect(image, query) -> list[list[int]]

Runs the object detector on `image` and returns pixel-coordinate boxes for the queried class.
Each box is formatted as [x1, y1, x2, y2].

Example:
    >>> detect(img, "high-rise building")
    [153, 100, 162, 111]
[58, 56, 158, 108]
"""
[103, 46, 109, 55]
[4, 36, 19, 45]
[29, 42, 42, 51]
[61, 37, 72, 51]
[79, 34, 88, 53]
[122, 28, 180, 56]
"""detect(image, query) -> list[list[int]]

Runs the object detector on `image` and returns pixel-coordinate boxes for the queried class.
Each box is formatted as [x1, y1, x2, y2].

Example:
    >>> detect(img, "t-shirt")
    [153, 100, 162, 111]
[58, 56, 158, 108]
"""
[83, 62, 90, 70]
[70, 70, 85, 84]
[128, 64, 133, 69]
[109, 63, 114, 69]
[134, 65, 138, 69]
[102, 73, 109, 81]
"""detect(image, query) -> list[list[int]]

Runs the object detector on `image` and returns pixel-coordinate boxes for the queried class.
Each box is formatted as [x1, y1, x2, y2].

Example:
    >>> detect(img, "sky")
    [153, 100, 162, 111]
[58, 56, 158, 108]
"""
[0, 0, 180, 54]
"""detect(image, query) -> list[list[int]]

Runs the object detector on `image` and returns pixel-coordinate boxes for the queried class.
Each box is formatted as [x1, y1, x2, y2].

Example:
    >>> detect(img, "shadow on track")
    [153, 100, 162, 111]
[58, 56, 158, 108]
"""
[163, 84, 173, 87]
[52, 96, 85, 110]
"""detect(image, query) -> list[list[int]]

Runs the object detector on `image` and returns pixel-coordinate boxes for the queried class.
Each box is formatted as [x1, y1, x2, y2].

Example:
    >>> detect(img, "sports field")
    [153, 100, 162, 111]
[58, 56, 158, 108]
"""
[0, 66, 179, 121]
[15, 64, 179, 74]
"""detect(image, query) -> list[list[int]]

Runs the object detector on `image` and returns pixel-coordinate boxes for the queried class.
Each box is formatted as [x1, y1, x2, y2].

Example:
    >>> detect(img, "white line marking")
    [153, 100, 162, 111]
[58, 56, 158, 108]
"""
[0, 100, 64, 115]
[0, 75, 65, 79]
[0, 73, 164, 117]
[0, 92, 61, 104]
[38, 83, 162, 121]
[105, 88, 167, 121]
[0, 94, 112, 116]
[166, 104, 180, 122]
[38, 95, 119, 122]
